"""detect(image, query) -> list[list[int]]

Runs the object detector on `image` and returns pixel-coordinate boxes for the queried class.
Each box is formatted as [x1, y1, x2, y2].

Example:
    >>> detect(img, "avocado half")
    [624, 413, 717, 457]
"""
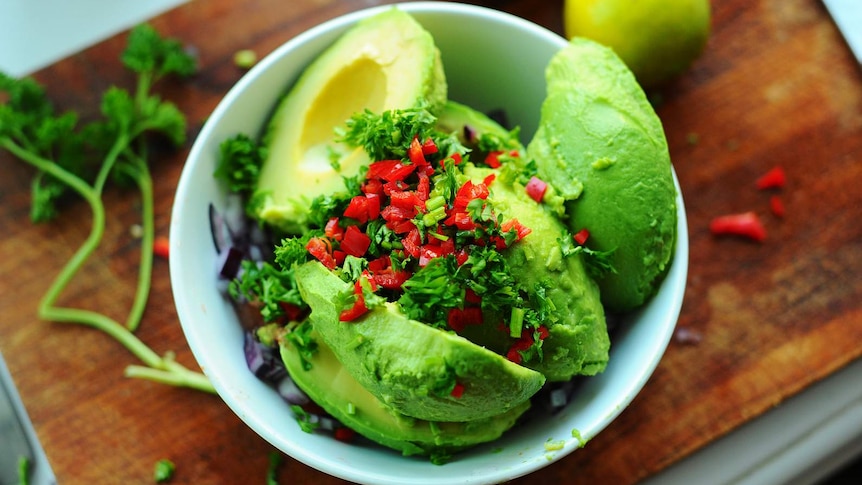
[527, 38, 677, 313]
[252, 8, 447, 233]
[280, 324, 530, 457]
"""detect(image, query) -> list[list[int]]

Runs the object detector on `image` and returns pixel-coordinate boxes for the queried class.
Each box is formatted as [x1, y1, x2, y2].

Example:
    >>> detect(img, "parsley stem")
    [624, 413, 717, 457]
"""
[125, 365, 215, 393]
[116, 153, 155, 332]
[1, 136, 213, 393]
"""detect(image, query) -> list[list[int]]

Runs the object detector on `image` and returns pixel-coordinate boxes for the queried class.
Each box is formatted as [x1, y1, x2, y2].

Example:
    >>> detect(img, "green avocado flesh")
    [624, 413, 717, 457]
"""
[294, 261, 546, 423]
[458, 165, 609, 381]
[280, 324, 530, 457]
[527, 38, 677, 313]
[253, 8, 447, 233]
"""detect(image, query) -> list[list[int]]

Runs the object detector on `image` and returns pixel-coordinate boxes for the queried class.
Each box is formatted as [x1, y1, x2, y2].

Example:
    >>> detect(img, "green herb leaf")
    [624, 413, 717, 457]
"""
[153, 458, 176, 483]
[215, 133, 266, 193]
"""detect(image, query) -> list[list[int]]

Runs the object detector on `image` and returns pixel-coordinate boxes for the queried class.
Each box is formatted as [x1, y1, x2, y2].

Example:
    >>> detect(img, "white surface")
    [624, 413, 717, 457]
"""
[170, 3, 687, 485]
[643, 357, 862, 485]
[824, 0, 862, 65]
[0, 0, 186, 77]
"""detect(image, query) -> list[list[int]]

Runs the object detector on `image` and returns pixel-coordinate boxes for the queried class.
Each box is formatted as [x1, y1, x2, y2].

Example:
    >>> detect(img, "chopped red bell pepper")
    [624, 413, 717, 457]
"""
[485, 150, 503, 168]
[450, 382, 465, 399]
[340, 225, 371, 257]
[447, 307, 483, 333]
[525, 176, 548, 203]
[756, 166, 786, 190]
[573, 228, 590, 246]
[769, 195, 785, 218]
[421, 137, 438, 155]
[334, 427, 356, 442]
[324, 217, 344, 241]
[368, 160, 416, 182]
[408, 136, 427, 166]
[343, 195, 380, 224]
[339, 275, 377, 322]
[709, 211, 767, 242]
[402, 228, 422, 259]
[153, 236, 170, 259]
[306, 237, 336, 269]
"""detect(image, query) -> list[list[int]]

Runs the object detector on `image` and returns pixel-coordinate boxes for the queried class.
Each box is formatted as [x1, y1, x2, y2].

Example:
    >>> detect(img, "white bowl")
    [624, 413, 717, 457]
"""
[170, 3, 688, 484]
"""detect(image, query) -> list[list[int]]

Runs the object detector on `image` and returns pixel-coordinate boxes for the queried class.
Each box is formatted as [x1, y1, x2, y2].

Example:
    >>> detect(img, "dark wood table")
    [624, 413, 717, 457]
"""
[2, 0, 861, 483]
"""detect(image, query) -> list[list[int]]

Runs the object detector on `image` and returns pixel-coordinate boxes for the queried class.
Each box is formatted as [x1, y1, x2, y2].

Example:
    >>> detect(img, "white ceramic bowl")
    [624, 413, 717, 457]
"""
[170, 3, 688, 484]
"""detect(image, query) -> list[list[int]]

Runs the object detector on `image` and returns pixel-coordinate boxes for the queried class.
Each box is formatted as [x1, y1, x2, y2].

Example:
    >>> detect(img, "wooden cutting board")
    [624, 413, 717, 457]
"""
[2, 0, 861, 483]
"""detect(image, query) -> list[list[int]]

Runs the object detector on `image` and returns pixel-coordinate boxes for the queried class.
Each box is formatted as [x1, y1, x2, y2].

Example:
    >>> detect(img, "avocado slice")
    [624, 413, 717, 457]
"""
[294, 261, 545, 423]
[458, 165, 610, 381]
[280, 323, 530, 458]
[435, 100, 523, 153]
[252, 8, 447, 232]
[527, 38, 677, 313]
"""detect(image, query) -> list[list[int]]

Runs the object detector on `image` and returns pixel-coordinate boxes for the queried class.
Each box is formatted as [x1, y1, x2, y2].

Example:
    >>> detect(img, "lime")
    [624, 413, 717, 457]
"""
[564, 0, 711, 88]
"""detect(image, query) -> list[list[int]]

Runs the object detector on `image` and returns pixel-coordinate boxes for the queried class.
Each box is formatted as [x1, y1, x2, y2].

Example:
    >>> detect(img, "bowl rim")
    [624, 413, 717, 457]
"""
[170, 2, 688, 484]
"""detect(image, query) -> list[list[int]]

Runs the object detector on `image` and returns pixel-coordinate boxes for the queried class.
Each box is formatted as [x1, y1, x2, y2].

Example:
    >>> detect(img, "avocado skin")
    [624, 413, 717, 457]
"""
[280, 324, 530, 457]
[460, 165, 609, 381]
[294, 261, 545, 423]
[252, 8, 447, 233]
[527, 38, 677, 313]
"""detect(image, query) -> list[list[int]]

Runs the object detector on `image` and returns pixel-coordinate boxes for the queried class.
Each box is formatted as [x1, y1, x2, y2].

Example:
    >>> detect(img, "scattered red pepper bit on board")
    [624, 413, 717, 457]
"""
[153, 236, 171, 259]
[709, 211, 767, 242]
[769, 195, 785, 218]
[756, 166, 786, 190]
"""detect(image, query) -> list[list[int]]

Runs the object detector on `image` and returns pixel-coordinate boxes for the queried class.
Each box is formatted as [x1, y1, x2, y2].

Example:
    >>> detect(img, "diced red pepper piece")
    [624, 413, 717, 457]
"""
[362, 177, 384, 196]
[389, 190, 424, 211]
[306, 237, 336, 269]
[445, 211, 476, 231]
[402, 228, 422, 259]
[343, 195, 375, 224]
[279, 302, 306, 322]
[485, 150, 503, 168]
[340, 225, 371, 257]
[339, 292, 367, 322]
[450, 382, 465, 399]
[334, 427, 356, 442]
[756, 166, 786, 190]
[525, 176, 548, 203]
[573, 228, 590, 246]
[447, 307, 484, 333]
[368, 160, 416, 182]
[367, 255, 390, 272]
[537, 325, 550, 340]
[455, 249, 470, 266]
[324, 217, 344, 241]
[496, 218, 531, 249]
[483, 173, 496, 187]
[709, 211, 767, 242]
[440, 152, 462, 169]
[769, 195, 785, 218]
[416, 172, 430, 202]
[506, 348, 522, 364]
[339, 275, 377, 322]
[408, 136, 427, 166]
[421, 138, 438, 155]
[333, 250, 346, 267]
[372, 269, 412, 290]
[153, 236, 170, 259]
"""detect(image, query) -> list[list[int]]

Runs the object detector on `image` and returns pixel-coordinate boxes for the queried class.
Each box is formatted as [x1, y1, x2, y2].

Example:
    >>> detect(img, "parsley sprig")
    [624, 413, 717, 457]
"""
[0, 24, 212, 392]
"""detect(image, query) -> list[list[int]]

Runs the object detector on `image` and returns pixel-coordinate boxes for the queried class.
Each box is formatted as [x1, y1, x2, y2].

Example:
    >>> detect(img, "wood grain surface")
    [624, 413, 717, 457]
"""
[2, 0, 861, 483]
